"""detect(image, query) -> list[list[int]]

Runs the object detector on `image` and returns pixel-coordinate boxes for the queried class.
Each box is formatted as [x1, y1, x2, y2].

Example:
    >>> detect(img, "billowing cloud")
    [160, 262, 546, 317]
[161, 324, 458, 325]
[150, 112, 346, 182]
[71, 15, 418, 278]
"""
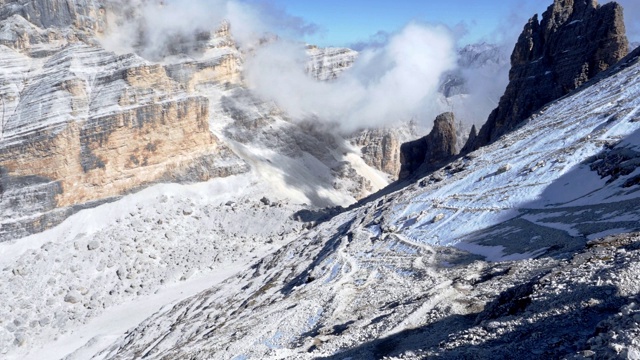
[245, 23, 458, 133]
[99, 0, 319, 59]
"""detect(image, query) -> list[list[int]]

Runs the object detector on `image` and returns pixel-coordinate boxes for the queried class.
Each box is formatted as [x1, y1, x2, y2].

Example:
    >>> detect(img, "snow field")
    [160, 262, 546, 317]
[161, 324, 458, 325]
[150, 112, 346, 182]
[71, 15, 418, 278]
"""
[0, 174, 306, 359]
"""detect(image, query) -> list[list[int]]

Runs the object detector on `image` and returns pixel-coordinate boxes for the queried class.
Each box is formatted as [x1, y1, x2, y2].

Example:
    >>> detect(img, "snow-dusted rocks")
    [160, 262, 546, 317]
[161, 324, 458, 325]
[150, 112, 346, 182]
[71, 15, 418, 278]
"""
[3, 0, 640, 359]
[0, 0, 105, 32]
[306, 46, 358, 81]
[0, 177, 306, 358]
[0, 40, 249, 241]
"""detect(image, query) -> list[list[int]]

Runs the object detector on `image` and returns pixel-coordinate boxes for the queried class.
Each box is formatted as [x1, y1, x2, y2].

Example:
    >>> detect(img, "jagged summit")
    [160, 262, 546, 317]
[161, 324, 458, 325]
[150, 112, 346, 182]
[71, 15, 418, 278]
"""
[463, 0, 628, 152]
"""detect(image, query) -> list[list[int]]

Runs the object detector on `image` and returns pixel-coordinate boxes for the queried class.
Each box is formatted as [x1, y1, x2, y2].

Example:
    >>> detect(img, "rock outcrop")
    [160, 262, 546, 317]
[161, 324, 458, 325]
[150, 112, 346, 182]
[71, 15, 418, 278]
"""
[351, 129, 404, 177]
[306, 46, 358, 81]
[399, 112, 457, 179]
[0, 0, 105, 31]
[463, 0, 628, 152]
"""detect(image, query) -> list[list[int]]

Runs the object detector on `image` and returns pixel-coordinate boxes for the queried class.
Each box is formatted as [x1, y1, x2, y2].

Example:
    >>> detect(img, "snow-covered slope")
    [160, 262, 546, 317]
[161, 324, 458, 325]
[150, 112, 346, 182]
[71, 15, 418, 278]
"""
[94, 45, 640, 360]
[0, 171, 310, 359]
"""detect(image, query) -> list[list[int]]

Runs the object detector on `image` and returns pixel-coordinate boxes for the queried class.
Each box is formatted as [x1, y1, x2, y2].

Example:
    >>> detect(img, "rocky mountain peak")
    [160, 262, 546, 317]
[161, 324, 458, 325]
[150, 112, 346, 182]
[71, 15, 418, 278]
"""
[464, 0, 628, 153]
[399, 112, 457, 179]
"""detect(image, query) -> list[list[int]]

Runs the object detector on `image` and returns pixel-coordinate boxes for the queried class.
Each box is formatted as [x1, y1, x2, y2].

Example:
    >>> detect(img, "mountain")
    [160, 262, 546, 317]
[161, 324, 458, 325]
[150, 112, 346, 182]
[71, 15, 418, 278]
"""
[0, 0, 393, 242]
[464, 0, 629, 152]
[306, 46, 358, 81]
[94, 45, 640, 359]
[2, 0, 640, 359]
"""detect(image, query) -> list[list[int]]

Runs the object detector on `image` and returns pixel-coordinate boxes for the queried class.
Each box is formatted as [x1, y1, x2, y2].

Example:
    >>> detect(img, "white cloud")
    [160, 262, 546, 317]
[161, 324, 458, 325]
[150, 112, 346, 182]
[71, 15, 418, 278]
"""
[245, 23, 458, 133]
[98, 1, 460, 132]
[99, 0, 318, 59]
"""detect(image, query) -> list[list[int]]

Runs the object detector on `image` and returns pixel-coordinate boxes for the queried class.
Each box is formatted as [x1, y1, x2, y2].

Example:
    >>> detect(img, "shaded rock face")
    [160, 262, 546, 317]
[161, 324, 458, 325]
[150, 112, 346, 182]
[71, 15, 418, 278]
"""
[351, 129, 402, 177]
[399, 112, 457, 179]
[464, 0, 628, 152]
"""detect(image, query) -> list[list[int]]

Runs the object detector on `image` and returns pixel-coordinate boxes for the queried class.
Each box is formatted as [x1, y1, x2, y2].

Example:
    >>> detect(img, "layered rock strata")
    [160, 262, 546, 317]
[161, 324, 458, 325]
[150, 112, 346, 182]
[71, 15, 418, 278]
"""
[463, 0, 628, 152]
[306, 46, 358, 81]
[0, 17, 248, 241]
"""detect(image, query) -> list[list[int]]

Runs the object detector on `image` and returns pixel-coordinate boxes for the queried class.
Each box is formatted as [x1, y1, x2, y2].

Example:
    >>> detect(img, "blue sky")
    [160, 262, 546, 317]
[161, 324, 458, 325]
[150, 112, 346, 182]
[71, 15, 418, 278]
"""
[255, 0, 548, 47]
[254, 0, 639, 47]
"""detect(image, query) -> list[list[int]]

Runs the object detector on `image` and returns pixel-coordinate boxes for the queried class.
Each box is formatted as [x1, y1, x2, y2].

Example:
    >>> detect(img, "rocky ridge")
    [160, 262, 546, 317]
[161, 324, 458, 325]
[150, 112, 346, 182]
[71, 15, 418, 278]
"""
[463, 0, 628, 152]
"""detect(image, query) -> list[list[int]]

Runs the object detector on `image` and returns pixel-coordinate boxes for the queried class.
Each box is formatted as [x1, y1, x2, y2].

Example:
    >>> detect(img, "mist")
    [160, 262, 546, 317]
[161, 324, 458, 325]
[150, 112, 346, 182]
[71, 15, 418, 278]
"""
[245, 23, 458, 133]
[446, 46, 511, 128]
[99, 0, 316, 59]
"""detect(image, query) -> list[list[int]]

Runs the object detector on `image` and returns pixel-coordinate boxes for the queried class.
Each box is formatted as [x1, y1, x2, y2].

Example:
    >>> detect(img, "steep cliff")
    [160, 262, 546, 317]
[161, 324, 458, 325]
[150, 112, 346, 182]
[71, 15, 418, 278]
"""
[351, 128, 404, 177]
[463, 0, 628, 152]
[399, 112, 457, 179]
[0, 0, 105, 31]
[0, 3, 252, 241]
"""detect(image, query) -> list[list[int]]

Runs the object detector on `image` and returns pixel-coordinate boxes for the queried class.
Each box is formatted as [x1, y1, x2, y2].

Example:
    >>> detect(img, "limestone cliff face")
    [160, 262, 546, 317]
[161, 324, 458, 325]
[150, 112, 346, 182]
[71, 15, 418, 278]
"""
[0, 0, 105, 31]
[351, 129, 402, 177]
[399, 112, 457, 179]
[0, 12, 248, 241]
[0, 2, 392, 240]
[464, 0, 628, 152]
